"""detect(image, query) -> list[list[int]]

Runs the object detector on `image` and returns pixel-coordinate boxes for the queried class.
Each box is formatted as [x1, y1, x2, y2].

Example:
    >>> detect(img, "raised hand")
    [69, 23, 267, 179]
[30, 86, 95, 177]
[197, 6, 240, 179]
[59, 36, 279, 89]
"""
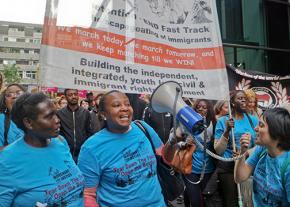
[240, 133, 251, 154]
[225, 118, 235, 133]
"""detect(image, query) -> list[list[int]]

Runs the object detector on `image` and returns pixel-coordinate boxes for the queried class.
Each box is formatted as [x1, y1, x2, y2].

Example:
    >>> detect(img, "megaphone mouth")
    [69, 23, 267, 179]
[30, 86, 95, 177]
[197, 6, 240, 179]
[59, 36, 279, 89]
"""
[150, 81, 183, 113]
[150, 80, 205, 136]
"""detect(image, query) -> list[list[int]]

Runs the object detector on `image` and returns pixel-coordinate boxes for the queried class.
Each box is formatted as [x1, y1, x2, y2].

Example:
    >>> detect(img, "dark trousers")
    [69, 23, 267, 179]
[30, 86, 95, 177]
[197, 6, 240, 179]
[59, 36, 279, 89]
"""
[183, 173, 212, 207]
[218, 171, 238, 207]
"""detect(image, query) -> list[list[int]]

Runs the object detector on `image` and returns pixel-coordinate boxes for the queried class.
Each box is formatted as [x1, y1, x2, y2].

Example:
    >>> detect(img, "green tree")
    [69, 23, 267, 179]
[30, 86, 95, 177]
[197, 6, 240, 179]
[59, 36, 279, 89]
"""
[3, 64, 22, 84]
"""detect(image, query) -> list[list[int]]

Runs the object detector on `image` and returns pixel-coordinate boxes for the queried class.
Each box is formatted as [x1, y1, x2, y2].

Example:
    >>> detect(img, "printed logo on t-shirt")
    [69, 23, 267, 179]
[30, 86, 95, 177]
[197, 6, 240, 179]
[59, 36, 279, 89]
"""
[35, 202, 48, 207]
[112, 141, 157, 187]
[253, 160, 284, 206]
[44, 164, 84, 205]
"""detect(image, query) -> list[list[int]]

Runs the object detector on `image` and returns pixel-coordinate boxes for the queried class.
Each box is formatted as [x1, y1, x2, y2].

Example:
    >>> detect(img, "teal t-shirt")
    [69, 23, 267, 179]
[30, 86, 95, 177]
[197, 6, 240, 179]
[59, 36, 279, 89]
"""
[214, 114, 258, 158]
[0, 113, 23, 147]
[192, 122, 215, 174]
[246, 146, 290, 207]
[0, 137, 84, 207]
[78, 121, 166, 207]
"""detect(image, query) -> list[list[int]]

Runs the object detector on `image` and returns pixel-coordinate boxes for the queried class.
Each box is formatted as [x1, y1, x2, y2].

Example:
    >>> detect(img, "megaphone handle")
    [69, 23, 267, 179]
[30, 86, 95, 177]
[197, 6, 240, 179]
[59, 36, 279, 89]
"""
[228, 101, 243, 207]
[172, 87, 181, 140]
[228, 101, 237, 153]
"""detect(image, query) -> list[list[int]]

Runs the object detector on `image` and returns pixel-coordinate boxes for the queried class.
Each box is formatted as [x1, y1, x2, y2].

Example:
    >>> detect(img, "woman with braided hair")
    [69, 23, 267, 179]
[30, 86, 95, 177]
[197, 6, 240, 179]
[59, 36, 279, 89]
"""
[0, 93, 84, 206]
[214, 90, 259, 207]
[0, 84, 25, 149]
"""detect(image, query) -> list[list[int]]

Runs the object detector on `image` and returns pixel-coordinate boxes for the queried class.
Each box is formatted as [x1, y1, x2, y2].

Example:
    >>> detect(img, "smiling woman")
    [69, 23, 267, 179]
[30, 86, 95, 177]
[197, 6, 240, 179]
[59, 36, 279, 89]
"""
[214, 90, 259, 207]
[78, 90, 168, 207]
[0, 93, 85, 207]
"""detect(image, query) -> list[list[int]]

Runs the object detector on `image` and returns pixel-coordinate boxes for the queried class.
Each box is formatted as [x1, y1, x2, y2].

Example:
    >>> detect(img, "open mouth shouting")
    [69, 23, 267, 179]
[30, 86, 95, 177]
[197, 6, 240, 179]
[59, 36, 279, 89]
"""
[119, 114, 131, 122]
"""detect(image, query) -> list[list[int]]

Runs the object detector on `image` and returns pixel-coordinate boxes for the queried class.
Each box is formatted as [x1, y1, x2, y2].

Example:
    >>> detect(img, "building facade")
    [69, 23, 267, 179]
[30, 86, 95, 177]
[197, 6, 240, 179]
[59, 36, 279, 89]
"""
[217, 0, 290, 76]
[0, 21, 42, 86]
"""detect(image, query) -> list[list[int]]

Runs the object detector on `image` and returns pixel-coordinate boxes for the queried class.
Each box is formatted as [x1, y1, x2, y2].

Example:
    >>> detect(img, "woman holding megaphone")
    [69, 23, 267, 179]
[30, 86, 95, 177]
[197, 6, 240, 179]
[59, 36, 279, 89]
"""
[78, 90, 193, 207]
[214, 90, 259, 207]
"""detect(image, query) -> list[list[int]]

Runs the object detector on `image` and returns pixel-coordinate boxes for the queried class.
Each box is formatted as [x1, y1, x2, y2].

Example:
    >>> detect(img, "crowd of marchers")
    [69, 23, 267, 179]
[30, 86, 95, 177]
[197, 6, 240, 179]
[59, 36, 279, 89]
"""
[0, 84, 289, 207]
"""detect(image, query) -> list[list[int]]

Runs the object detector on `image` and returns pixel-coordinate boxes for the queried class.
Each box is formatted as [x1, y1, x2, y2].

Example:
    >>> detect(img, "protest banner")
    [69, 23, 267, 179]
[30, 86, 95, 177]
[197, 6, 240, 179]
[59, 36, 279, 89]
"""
[227, 65, 290, 109]
[40, 0, 229, 100]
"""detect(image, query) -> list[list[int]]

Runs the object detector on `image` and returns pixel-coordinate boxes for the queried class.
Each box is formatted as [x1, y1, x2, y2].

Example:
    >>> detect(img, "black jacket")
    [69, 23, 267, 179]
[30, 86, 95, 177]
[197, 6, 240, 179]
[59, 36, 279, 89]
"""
[126, 94, 147, 120]
[143, 106, 173, 143]
[57, 106, 93, 159]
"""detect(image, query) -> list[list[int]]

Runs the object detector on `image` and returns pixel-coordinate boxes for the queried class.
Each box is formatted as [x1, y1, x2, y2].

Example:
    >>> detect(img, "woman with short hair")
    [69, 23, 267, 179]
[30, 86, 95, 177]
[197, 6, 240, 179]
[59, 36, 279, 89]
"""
[78, 90, 170, 207]
[234, 107, 290, 206]
[0, 93, 84, 206]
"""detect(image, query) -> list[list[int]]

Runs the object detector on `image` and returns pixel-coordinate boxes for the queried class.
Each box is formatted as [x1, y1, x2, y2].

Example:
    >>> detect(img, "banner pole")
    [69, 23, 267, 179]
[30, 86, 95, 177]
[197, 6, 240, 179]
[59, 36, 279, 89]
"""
[228, 101, 243, 207]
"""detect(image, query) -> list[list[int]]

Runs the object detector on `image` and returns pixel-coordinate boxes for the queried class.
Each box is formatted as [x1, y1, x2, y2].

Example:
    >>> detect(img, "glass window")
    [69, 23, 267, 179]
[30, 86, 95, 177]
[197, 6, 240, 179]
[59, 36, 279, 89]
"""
[33, 39, 41, 44]
[16, 60, 29, 65]
[216, 0, 244, 42]
[12, 48, 20, 53]
[16, 38, 25, 42]
[25, 71, 37, 79]
[17, 27, 24, 32]
[18, 71, 23, 78]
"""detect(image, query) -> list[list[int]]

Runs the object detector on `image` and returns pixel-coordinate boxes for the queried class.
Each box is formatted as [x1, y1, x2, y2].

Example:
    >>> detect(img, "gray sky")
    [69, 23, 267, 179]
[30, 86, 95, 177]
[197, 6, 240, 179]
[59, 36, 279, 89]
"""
[0, 0, 46, 24]
[0, 0, 96, 26]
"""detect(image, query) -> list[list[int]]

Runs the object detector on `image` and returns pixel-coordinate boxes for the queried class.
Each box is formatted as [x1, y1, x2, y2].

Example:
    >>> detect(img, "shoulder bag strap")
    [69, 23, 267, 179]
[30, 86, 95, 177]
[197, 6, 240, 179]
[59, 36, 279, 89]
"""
[141, 106, 148, 121]
[57, 135, 64, 143]
[134, 120, 156, 154]
[4, 113, 11, 146]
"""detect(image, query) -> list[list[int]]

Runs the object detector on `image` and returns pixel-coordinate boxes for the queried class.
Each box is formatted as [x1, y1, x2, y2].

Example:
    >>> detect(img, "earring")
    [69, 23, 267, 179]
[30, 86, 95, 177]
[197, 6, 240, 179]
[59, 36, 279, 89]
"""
[103, 117, 107, 121]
